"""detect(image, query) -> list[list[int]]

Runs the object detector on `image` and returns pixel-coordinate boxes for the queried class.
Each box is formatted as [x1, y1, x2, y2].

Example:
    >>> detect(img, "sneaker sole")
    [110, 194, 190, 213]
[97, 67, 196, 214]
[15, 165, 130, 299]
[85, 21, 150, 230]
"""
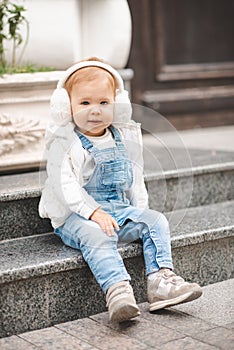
[110, 303, 140, 322]
[149, 288, 203, 312]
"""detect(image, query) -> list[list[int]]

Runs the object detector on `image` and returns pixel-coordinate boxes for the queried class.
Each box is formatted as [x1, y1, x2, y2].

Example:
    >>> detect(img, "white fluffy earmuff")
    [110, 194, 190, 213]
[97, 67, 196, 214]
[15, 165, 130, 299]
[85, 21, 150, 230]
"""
[50, 60, 132, 126]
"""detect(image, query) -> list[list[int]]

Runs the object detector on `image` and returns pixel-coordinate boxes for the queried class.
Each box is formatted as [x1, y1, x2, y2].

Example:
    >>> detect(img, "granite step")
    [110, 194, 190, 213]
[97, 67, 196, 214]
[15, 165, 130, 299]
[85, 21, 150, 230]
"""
[1, 278, 233, 350]
[0, 200, 233, 337]
[1, 146, 234, 241]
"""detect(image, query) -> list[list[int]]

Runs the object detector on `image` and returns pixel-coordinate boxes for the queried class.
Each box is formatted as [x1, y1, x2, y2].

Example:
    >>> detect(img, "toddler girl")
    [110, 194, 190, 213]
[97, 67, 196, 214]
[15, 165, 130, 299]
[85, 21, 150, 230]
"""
[39, 57, 202, 322]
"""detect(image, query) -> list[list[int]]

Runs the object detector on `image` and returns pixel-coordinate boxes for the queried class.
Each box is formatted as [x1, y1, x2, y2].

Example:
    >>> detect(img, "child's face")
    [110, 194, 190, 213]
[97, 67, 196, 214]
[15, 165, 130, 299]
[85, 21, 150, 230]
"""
[70, 74, 115, 136]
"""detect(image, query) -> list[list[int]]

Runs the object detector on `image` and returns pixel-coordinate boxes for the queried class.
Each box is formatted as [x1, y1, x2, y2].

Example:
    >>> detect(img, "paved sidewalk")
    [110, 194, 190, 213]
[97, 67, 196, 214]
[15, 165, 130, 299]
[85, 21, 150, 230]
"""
[1, 279, 233, 350]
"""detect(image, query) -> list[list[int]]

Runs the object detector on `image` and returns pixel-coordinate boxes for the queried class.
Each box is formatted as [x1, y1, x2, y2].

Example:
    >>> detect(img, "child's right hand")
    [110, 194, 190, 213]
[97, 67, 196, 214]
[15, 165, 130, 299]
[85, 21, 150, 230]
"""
[90, 208, 120, 237]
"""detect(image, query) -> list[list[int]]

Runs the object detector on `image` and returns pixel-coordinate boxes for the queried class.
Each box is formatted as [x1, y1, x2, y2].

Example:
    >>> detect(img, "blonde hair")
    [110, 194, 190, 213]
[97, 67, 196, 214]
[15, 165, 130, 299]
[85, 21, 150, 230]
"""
[64, 57, 117, 97]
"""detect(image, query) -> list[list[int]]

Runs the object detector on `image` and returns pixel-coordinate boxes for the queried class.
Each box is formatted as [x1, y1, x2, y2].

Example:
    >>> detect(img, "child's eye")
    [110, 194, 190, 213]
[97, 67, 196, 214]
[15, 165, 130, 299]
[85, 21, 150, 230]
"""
[100, 101, 108, 105]
[81, 101, 90, 105]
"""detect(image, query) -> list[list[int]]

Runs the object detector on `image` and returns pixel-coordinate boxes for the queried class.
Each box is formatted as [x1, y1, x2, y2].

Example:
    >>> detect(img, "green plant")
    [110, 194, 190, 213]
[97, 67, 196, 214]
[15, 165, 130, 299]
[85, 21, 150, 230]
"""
[0, 0, 29, 69]
[0, 63, 56, 75]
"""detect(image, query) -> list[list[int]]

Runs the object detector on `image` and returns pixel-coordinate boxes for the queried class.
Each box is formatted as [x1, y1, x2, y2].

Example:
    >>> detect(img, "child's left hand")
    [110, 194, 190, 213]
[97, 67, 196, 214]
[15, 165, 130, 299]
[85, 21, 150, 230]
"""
[90, 208, 120, 237]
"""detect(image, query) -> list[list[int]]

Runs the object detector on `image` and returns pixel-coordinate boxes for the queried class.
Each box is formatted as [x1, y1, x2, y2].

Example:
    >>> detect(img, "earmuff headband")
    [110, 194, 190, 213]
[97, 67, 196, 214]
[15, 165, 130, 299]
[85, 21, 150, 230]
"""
[57, 60, 125, 92]
[50, 59, 132, 126]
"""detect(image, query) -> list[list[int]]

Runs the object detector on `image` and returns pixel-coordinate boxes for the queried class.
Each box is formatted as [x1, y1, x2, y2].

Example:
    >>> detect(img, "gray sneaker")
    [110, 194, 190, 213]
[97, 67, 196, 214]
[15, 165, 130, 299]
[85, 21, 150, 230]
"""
[106, 281, 140, 322]
[147, 269, 203, 311]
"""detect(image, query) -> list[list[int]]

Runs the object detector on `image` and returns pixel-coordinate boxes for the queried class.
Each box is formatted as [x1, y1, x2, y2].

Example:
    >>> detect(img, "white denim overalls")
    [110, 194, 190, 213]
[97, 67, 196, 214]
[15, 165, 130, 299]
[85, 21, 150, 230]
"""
[55, 126, 173, 293]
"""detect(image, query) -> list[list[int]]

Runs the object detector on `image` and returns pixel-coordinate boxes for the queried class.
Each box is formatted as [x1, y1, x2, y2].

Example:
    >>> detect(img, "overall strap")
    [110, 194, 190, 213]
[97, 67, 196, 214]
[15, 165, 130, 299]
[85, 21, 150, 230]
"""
[76, 126, 124, 153]
[75, 129, 94, 151]
[109, 125, 127, 153]
[109, 125, 122, 143]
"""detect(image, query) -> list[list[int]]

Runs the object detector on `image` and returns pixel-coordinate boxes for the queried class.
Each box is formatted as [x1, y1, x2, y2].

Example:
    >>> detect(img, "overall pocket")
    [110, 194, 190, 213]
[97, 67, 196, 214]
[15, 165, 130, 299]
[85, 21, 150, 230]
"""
[101, 160, 133, 189]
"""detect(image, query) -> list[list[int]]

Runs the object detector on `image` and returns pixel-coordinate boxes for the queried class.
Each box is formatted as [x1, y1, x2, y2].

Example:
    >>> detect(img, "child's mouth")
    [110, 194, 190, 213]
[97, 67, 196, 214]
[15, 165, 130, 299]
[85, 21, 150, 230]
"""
[88, 120, 102, 125]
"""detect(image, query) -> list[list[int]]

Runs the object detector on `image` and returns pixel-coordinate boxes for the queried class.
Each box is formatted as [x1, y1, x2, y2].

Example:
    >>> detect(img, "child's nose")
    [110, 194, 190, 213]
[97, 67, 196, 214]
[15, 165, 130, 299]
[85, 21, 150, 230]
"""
[90, 105, 101, 115]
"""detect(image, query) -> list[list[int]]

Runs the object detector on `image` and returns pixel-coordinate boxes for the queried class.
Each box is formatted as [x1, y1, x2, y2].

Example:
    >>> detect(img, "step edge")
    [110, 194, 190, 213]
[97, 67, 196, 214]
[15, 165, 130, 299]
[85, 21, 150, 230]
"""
[171, 224, 234, 248]
[0, 189, 41, 202]
[2, 162, 234, 202]
[0, 225, 233, 284]
[144, 161, 234, 181]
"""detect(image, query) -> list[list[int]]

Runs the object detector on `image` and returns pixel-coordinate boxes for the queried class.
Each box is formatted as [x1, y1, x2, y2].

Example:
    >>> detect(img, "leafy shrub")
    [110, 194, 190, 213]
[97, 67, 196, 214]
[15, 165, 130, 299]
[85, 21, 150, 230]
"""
[0, 0, 29, 70]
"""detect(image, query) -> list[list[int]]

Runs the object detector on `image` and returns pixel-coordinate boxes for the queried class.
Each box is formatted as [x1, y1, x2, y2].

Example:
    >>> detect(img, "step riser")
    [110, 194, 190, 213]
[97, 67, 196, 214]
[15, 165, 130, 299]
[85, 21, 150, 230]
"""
[148, 169, 234, 212]
[1, 236, 233, 337]
[0, 197, 52, 241]
[1, 169, 234, 240]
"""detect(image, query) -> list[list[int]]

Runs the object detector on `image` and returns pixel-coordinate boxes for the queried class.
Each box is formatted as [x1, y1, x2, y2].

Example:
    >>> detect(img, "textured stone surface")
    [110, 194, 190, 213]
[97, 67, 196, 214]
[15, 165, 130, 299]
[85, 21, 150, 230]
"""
[0, 197, 52, 240]
[1, 279, 233, 349]
[190, 169, 234, 206]
[0, 269, 105, 337]
[172, 279, 234, 327]
[144, 145, 234, 213]
[138, 304, 215, 336]
[91, 310, 184, 347]
[191, 327, 234, 350]
[0, 233, 143, 284]
[0, 236, 233, 337]
[0, 199, 233, 336]
[56, 318, 149, 350]
[168, 200, 234, 246]
[1, 201, 233, 283]
[0, 233, 85, 283]
[172, 237, 234, 286]
[1, 275, 54, 337]
[0, 171, 42, 201]
[0, 253, 146, 337]
[1, 148, 232, 201]
[20, 327, 96, 350]
[1, 144, 234, 338]
[0, 335, 39, 350]
[1, 147, 234, 240]
[143, 145, 234, 174]
[147, 168, 234, 212]
[230, 237, 234, 277]
[0, 170, 50, 240]
[156, 336, 218, 350]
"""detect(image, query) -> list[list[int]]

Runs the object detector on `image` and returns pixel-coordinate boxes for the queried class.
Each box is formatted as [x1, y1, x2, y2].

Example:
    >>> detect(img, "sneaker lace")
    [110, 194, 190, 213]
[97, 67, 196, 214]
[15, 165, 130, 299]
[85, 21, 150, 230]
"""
[163, 270, 185, 285]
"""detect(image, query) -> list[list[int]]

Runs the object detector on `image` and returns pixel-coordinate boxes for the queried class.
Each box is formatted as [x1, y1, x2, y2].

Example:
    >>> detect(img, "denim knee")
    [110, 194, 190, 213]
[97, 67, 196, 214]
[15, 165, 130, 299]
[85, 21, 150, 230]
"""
[156, 212, 170, 232]
[140, 209, 169, 233]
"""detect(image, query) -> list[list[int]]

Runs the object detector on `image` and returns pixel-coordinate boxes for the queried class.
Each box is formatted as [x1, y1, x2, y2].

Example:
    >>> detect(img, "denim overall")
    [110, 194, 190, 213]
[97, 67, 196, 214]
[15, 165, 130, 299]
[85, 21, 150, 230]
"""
[55, 126, 173, 293]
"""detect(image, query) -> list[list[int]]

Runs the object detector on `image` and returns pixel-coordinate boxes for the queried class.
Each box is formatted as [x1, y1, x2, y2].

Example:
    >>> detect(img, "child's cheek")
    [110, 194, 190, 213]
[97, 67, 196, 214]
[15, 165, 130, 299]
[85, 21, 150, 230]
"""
[73, 110, 86, 127]
[105, 104, 114, 118]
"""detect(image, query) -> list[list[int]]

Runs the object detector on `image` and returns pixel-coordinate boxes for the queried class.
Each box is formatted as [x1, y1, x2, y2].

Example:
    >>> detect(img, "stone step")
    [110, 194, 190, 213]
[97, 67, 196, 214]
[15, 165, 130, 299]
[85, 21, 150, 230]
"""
[143, 145, 234, 213]
[1, 146, 234, 240]
[1, 279, 233, 349]
[0, 200, 233, 337]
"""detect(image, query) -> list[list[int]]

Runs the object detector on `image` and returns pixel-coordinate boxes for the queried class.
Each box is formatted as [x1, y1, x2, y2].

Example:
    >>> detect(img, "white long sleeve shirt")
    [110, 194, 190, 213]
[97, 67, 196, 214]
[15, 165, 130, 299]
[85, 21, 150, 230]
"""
[39, 120, 149, 228]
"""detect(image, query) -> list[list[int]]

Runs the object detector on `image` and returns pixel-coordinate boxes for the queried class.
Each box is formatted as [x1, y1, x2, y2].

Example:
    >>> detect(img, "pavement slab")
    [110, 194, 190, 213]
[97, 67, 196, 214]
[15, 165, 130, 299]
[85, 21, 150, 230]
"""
[139, 304, 216, 337]
[191, 326, 234, 350]
[90, 311, 184, 347]
[0, 335, 39, 350]
[19, 326, 97, 350]
[172, 278, 234, 327]
[56, 318, 149, 350]
[156, 336, 219, 350]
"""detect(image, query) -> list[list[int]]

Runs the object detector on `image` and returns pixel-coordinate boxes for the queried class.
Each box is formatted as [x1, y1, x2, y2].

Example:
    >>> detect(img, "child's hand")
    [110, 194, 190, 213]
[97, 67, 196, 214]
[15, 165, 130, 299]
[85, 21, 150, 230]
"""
[90, 208, 119, 237]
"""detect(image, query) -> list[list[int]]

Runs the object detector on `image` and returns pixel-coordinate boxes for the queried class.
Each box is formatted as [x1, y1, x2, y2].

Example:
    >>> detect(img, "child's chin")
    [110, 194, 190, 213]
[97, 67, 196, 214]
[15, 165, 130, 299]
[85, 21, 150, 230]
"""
[85, 128, 106, 136]
[87, 123, 112, 136]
